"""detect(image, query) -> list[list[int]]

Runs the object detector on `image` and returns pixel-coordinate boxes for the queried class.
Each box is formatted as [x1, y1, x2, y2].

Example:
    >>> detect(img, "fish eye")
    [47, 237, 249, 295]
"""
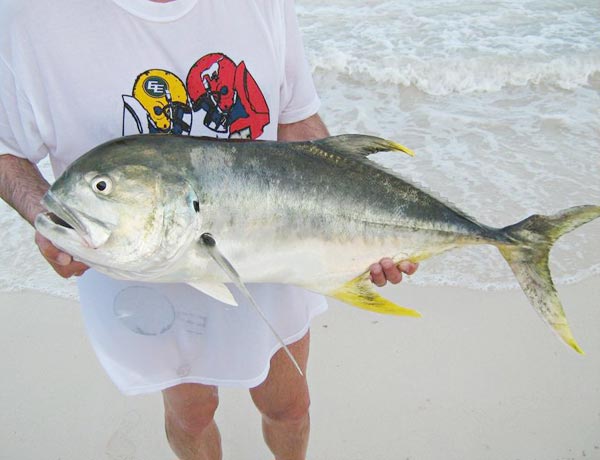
[91, 175, 113, 195]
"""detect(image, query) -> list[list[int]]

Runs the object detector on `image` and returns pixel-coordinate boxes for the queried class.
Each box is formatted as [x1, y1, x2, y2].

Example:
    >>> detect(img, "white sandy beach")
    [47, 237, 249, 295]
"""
[2, 278, 599, 460]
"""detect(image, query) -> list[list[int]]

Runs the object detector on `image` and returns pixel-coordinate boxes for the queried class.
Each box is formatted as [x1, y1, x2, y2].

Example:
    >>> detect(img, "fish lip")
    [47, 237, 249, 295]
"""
[40, 192, 106, 248]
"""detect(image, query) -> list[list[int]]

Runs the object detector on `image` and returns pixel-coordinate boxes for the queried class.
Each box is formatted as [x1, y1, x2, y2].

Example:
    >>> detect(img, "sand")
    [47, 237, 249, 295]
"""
[1, 278, 599, 460]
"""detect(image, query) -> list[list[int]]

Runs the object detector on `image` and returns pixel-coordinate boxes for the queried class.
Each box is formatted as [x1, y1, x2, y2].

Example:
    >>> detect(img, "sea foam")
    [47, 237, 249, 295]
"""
[298, 0, 600, 95]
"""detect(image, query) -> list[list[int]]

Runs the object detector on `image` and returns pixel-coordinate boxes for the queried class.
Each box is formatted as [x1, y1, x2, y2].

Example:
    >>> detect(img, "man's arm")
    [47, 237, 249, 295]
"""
[0, 153, 88, 278]
[0, 153, 50, 225]
[277, 112, 330, 141]
[277, 114, 418, 286]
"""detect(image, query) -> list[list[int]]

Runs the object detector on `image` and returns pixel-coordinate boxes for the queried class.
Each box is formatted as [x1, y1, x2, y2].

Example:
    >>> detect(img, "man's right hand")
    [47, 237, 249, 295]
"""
[35, 231, 89, 278]
[0, 154, 88, 278]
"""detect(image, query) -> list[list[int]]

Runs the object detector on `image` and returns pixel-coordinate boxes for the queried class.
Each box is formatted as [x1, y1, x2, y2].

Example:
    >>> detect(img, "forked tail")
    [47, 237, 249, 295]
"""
[498, 205, 600, 354]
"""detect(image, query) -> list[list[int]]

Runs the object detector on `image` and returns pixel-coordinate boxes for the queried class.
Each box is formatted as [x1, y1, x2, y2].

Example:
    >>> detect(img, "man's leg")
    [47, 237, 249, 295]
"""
[162, 383, 222, 460]
[249, 331, 311, 460]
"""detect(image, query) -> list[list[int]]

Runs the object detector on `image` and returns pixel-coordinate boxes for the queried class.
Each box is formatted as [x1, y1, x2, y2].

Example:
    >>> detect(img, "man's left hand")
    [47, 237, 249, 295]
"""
[369, 258, 418, 287]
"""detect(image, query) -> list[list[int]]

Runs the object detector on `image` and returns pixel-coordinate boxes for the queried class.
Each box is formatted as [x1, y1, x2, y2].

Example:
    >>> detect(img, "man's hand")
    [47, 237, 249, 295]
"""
[35, 231, 88, 278]
[369, 258, 418, 287]
[0, 154, 89, 279]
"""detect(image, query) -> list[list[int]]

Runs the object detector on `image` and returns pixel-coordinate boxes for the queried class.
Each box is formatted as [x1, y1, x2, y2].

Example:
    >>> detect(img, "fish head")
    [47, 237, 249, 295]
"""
[35, 137, 202, 277]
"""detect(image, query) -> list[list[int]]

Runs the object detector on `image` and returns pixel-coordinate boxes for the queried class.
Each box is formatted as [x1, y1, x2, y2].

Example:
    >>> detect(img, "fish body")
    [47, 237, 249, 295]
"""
[35, 134, 600, 353]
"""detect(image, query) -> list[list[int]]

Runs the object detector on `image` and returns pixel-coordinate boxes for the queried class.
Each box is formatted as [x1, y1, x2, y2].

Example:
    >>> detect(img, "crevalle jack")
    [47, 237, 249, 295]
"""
[36, 134, 600, 370]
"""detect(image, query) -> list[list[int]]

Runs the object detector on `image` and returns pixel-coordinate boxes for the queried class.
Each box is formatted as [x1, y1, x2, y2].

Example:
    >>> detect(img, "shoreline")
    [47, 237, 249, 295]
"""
[2, 278, 599, 459]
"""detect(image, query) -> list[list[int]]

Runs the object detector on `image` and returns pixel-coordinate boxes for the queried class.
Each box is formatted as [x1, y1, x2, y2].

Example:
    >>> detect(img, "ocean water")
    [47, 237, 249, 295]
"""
[299, 0, 600, 289]
[0, 0, 599, 298]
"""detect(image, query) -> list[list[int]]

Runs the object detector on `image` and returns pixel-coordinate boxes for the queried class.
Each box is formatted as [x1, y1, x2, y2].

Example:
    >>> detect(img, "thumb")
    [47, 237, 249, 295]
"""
[35, 232, 72, 266]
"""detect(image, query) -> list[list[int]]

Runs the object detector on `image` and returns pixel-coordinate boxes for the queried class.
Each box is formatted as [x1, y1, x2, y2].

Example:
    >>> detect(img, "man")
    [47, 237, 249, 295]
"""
[0, 1, 417, 458]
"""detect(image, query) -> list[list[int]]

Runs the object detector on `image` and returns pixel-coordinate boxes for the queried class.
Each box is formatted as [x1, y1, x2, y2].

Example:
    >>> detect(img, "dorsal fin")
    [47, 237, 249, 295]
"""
[310, 134, 414, 158]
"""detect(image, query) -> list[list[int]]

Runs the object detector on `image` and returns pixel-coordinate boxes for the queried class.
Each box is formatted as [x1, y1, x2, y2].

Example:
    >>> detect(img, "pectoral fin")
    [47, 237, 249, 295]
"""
[187, 281, 238, 307]
[330, 273, 421, 317]
[199, 233, 304, 376]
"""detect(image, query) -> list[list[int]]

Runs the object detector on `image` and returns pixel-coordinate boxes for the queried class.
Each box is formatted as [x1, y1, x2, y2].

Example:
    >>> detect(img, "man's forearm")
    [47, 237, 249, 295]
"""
[0, 154, 50, 226]
[277, 113, 330, 142]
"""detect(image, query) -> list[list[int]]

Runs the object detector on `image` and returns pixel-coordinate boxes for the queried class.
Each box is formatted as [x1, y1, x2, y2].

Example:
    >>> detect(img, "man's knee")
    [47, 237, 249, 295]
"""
[163, 384, 219, 437]
[250, 333, 312, 424]
[256, 390, 311, 424]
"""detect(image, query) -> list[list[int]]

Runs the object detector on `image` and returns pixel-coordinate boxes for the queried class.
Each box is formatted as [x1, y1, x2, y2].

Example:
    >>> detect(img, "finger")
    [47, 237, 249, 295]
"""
[70, 262, 89, 276]
[399, 260, 419, 275]
[35, 232, 72, 266]
[35, 232, 89, 278]
[380, 258, 403, 284]
[52, 261, 89, 279]
[369, 263, 386, 287]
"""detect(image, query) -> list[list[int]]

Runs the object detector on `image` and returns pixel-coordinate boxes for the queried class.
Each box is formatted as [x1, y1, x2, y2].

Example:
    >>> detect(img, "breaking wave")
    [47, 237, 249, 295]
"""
[298, 0, 600, 95]
[309, 53, 600, 96]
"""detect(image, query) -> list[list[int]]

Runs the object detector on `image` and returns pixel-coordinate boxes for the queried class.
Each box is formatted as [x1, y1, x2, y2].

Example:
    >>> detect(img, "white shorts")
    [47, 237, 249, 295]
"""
[77, 270, 328, 395]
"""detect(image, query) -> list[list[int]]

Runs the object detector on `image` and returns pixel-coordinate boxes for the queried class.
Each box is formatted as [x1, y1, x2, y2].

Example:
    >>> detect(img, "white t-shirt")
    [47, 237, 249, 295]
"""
[0, 0, 327, 394]
[0, 0, 320, 170]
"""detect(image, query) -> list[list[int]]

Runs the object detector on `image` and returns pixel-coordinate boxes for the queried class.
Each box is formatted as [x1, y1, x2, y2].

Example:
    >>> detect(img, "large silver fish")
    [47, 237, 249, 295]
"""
[36, 134, 600, 357]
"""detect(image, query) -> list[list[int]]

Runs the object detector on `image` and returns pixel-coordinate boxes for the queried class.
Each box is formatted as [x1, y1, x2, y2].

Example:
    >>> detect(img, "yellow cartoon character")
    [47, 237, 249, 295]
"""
[122, 69, 192, 135]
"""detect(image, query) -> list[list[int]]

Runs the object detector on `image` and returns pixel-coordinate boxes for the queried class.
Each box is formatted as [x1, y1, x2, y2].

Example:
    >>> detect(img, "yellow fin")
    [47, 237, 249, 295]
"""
[387, 140, 415, 157]
[310, 135, 415, 159]
[557, 324, 584, 355]
[330, 274, 421, 317]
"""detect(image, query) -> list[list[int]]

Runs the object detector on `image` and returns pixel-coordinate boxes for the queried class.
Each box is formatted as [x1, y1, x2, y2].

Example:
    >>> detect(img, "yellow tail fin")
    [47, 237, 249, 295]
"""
[499, 205, 600, 354]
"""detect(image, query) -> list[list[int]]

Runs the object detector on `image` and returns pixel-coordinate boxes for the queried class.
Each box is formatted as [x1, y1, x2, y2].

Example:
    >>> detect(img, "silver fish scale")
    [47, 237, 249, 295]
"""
[186, 138, 497, 246]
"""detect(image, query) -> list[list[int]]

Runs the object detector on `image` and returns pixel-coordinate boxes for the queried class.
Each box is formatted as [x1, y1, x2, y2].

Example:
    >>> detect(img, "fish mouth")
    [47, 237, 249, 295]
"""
[35, 192, 111, 249]
[46, 212, 75, 230]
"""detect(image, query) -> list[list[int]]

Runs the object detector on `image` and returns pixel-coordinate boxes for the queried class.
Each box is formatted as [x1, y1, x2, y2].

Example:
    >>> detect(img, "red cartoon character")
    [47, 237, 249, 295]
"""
[186, 53, 270, 139]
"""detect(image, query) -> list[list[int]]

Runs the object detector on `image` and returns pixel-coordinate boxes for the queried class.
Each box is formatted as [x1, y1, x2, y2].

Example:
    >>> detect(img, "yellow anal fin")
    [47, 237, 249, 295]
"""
[330, 274, 421, 317]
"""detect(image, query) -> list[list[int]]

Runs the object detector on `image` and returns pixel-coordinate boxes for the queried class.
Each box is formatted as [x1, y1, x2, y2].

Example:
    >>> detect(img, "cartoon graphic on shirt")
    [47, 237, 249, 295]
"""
[122, 69, 192, 136]
[122, 55, 269, 139]
[186, 53, 270, 139]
